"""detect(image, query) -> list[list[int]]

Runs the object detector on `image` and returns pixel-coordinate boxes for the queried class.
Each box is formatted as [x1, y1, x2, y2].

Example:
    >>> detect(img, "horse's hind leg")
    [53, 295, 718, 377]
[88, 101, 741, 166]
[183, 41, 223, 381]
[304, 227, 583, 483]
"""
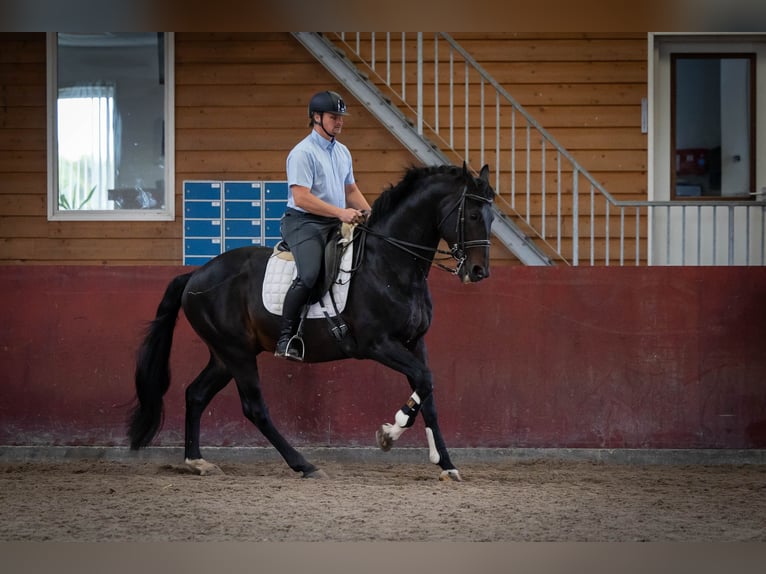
[184, 355, 232, 475]
[231, 361, 326, 479]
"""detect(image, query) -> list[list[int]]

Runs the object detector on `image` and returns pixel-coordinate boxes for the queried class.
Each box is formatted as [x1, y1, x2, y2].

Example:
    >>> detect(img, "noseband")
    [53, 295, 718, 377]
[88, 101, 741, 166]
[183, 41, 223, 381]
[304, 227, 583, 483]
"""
[438, 186, 493, 275]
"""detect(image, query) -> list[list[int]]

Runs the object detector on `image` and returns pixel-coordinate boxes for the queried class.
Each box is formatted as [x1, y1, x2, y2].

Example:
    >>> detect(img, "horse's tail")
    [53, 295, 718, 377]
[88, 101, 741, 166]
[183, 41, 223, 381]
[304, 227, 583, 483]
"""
[128, 271, 194, 450]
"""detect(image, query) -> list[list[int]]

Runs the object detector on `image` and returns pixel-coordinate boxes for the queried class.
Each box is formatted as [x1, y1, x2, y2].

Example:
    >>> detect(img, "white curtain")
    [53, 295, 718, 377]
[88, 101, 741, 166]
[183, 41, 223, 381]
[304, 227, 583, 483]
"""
[57, 84, 116, 210]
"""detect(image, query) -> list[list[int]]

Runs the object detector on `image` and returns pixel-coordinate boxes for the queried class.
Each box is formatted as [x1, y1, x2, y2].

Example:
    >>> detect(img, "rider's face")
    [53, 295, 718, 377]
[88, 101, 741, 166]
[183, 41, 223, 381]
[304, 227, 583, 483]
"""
[315, 112, 344, 138]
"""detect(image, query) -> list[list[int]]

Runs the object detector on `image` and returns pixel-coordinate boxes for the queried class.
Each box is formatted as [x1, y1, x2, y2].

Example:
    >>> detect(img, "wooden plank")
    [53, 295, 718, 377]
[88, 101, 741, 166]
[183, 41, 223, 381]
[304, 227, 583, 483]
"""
[451, 149, 646, 172]
[174, 106, 386, 129]
[0, 85, 47, 108]
[0, 150, 46, 172]
[176, 103, 641, 130]
[175, 83, 325, 108]
[447, 37, 647, 62]
[176, 38, 311, 64]
[0, 172, 46, 195]
[176, 127, 407, 152]
[175, 62, 332, 85]
[491, 172, 647, 199]
[0, 63, 46, 84]
[355, 60, 647, 85]
[0, 105, 46, 129]
[334, 34, 647, 62]
[176, 81, 646, 108]
[1, 238, 182, 261]
[0, 35, 45, 64]
[450, 33, 646, 41]
[0, 128, 46, 151]
[0, 194, 46, 216]
[0, 216, 182, 239]
[375, 103, 642, 129]
[176, 149, 418, 175]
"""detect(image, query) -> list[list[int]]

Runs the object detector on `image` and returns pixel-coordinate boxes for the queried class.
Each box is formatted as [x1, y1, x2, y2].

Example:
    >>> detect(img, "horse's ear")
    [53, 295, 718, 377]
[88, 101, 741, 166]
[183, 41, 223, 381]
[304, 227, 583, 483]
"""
[462, 161, 469, 176]
[479, 164, 490, 183]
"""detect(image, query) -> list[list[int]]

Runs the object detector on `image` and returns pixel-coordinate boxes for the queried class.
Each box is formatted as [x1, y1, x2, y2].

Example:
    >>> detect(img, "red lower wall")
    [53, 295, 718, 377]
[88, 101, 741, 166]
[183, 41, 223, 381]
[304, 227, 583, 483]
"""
[1, 265, 765, 450]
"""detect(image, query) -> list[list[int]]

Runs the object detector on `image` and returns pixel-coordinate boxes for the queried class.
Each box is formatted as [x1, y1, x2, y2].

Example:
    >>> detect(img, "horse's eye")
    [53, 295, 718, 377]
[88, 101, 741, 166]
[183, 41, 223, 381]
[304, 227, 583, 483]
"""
[469, 212, 480, 221]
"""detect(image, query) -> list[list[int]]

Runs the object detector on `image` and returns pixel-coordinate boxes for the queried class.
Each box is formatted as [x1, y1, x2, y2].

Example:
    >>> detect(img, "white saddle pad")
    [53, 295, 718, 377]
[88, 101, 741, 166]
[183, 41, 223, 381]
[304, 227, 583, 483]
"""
[262, 230, 354, 319]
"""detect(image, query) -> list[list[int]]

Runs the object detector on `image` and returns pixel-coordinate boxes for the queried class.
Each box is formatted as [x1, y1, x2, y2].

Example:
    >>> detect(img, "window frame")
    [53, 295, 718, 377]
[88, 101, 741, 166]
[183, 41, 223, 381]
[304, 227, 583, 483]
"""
[46, 32, 175, 221]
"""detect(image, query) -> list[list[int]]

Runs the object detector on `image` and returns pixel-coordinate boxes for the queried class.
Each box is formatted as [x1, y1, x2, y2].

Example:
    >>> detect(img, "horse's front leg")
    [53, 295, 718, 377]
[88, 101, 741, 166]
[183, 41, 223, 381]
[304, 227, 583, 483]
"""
[376, 386, 462, 482]
[373, 341, 462, 482]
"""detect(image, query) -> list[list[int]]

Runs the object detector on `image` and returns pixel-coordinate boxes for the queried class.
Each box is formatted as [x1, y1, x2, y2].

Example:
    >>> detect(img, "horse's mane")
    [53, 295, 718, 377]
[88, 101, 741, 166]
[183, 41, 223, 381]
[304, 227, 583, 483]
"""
[367, 164, 466, 226]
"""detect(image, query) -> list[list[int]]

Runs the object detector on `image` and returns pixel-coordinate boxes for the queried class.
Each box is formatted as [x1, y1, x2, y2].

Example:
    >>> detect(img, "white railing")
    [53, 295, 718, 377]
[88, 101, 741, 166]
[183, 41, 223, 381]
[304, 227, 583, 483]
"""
[329, 32, 766, 266]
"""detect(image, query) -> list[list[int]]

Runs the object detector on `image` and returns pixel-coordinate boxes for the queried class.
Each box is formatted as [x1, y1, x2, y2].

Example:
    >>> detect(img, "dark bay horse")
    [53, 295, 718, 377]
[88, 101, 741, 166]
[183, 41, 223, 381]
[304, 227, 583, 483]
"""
[128, 163, 495, 481]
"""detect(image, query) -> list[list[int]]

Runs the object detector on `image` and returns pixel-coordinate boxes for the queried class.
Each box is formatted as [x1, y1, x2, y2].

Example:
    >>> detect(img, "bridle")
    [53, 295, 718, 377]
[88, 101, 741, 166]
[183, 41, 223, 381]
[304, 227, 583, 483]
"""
[356, 185, 493, 276]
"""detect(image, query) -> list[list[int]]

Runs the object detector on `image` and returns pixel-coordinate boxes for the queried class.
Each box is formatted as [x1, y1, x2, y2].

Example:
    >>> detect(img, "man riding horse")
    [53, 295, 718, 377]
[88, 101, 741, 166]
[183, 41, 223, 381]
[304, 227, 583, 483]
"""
[275, 90, 372, 361]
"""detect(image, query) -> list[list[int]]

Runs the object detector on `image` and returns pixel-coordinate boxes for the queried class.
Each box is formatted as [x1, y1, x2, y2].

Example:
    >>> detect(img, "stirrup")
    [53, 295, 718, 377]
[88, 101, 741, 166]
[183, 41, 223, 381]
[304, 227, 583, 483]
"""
[276, 334, 304, 362]
[285, 334, 304, 361]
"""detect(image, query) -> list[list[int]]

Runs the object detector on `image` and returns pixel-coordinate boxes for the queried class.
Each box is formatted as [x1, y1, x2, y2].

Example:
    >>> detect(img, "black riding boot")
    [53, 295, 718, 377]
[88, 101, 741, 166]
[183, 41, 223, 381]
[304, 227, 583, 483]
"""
[275, 279, 311, 361]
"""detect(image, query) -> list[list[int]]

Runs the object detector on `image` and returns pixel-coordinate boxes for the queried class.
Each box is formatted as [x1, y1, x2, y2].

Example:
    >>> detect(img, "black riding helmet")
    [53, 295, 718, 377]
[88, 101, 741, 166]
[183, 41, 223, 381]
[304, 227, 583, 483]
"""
[308, 90, 349, 120]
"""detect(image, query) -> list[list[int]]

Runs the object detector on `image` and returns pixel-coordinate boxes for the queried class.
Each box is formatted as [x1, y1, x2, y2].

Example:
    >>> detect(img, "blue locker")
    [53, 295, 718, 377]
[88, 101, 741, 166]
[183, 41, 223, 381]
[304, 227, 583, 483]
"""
[185, 201, 222, 219]
[185, 219, 222, 237]
[264, 219, 281, 238]
[225, 219, 262, 236]
[225, 237, 262, 250]
[224, 181, 262, 200]
[264, 181, 289, 200]
[264, 201, 287, 219]
[225, 201, 262, 219]
[185, 238, 222, 257]
[184, 181, 221, 200]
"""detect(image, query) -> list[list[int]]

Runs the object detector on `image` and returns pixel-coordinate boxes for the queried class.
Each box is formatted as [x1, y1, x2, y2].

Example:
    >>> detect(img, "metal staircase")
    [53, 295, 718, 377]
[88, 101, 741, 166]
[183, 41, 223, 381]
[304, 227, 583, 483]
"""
[292, 32, 552, 266]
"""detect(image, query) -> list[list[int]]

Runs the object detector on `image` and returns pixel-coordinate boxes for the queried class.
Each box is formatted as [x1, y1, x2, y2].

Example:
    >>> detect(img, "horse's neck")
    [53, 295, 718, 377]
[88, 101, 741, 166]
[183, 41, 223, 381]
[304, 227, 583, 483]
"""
[376, 191, 446, 249]
[363, 195, 445, 282]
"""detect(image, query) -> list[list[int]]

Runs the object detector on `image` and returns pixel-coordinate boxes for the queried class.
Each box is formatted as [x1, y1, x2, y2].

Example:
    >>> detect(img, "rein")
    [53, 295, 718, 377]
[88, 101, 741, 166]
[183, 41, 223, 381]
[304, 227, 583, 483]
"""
[355, 186, 493, 276]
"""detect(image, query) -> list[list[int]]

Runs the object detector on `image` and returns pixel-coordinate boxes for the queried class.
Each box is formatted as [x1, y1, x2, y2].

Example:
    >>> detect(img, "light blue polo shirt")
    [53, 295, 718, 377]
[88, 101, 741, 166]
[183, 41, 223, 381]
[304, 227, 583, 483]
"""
[285, 129, 355, 212]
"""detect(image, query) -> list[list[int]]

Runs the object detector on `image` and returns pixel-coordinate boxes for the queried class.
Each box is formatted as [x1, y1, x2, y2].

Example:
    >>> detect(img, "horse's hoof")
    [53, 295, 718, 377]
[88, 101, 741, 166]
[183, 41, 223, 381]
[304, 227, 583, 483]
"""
[303, 469, 329, 479]
[376, 425, 393, 452]
[184, 458, 223, 476]
[439, 469, 463, 482]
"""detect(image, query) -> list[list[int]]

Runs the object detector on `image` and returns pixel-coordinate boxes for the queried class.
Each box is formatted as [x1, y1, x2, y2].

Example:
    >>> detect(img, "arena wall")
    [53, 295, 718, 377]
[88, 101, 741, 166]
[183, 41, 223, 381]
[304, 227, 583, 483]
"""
[1, 265, 765, 451]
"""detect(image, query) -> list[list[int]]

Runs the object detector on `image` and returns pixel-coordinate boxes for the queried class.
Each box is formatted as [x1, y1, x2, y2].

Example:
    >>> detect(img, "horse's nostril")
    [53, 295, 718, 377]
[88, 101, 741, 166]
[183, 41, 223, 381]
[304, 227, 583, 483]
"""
[472, 266, 489, 281]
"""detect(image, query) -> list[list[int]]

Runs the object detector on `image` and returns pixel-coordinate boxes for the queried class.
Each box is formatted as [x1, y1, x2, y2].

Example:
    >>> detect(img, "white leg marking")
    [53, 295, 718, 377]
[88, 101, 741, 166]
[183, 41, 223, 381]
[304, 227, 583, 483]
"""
[425, 427, 440, 464]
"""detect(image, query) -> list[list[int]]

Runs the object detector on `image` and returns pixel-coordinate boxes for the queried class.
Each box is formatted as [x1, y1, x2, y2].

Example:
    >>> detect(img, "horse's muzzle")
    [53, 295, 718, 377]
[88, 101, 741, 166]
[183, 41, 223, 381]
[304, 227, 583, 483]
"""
[461, 265, 490, 283]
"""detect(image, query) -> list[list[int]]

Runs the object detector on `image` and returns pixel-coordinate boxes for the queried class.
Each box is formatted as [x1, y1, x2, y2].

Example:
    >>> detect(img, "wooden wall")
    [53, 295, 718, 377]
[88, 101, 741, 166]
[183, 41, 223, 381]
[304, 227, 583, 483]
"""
[0, 32, 647, 266]
[451, 33, 647, 200]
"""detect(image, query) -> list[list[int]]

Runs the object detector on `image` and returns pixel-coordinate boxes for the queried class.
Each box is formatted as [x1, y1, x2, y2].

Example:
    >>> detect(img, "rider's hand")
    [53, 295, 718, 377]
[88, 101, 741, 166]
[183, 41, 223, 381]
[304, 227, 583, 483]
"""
[339, 208, 365, 225]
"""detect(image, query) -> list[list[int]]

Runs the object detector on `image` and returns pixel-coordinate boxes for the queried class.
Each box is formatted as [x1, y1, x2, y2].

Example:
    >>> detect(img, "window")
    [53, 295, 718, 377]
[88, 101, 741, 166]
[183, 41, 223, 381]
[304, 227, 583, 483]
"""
[671, 54, 755, 199]
[47, 33, 174, 220]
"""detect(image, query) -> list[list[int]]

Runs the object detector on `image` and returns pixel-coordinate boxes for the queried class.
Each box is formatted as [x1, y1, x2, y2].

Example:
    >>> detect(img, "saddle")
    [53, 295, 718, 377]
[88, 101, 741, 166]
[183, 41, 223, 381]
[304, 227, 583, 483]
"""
[263, 223, 359, 359]
[272, 222, 355, 304]
[263, 223, 359, 320]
